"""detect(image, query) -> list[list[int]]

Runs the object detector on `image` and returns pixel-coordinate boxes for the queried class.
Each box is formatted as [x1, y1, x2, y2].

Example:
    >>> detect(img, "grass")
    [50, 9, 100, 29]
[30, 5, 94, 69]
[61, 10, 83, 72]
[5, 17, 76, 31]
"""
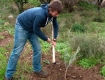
[77, 1, 97, 10]
[78, 57, 98, 68]
[0, 47, 8, 80]
[100, 66, 105, 76]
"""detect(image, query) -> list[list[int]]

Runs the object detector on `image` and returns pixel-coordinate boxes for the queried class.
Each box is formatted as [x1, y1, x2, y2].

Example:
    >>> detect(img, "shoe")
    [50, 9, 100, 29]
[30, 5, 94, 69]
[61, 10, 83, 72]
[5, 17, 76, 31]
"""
[5, 77, 13, 80]
[34, 70, 48, 78]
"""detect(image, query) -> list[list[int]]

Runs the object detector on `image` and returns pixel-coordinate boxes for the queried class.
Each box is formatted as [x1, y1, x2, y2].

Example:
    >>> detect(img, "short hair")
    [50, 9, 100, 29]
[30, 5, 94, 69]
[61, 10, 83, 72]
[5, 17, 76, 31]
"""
[49, 0, 63, 13]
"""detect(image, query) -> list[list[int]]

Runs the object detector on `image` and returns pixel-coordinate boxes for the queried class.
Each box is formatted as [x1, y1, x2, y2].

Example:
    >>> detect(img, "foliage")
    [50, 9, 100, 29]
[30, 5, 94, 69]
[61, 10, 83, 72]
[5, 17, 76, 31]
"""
[40, 39, 70, 55]
[69, 33, 105, 59]
[64, 47, 80, 66]
[0, 18, 6, 26]
[29, 0, 41, 6]
[56, 43, 69, 55]
[77, 1, 97, 10]
[64, 47, 80, 79]
[13, 0, 28, 13]
[0, 0, 12, 2]
[13, 0, 41, 13]
[42, 59, 50, 64]
[86, 22, 105, 33]
[0, 24, 14, 35]
[71, 23, 85, 32]
[40, 40, 50, 54]
[0, 47, 7, 80]
[93, 12, 104, 22]
[13, 0, 28, 3]
[78, 57, 98, 68]
[61, 0, 79, 12]
[93, 16, 104, 22]
[0, 47, 7, 54]
[38, 0, 51, 4]
[100, 66, 105, 76]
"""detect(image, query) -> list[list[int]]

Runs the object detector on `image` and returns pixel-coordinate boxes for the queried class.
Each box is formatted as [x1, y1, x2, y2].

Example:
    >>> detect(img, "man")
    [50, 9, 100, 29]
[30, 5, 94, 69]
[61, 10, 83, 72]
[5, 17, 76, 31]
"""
[5, 0, 63, 80]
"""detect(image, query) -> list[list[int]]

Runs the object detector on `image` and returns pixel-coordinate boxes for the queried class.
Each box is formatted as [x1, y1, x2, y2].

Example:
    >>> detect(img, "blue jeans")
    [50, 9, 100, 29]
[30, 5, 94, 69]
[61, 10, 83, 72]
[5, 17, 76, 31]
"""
[5, 20, 42, 78]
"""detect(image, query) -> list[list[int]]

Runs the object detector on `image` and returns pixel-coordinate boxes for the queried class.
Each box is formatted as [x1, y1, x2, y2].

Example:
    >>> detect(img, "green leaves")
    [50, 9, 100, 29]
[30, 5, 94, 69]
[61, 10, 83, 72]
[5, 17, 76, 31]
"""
[71, 23, 85, 33]
[0, 47, 7, 79]
[78, 58, 98, 68]
[100, 66, 105, 76]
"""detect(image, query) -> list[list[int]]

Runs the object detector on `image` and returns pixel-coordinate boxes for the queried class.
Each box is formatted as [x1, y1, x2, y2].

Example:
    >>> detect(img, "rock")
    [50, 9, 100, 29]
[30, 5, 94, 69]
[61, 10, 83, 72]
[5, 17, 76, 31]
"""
[71, 75, 77, 79]
[8, 15, 14, 20]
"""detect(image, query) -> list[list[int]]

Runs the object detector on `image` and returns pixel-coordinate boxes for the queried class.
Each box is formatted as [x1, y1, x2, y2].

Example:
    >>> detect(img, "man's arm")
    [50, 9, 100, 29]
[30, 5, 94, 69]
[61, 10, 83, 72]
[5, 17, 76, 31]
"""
[53, 17, 59, 40]
[33, 15, 48, 41]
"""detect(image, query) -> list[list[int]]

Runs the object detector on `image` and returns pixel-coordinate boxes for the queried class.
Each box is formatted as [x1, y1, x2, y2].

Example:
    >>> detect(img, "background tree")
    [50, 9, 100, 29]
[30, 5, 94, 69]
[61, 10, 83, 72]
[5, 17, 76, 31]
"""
[61, 0, 79, 12]
[97, 0, 103, 10]
[38, 0, 51, 4]
[13, 0, 28, 13]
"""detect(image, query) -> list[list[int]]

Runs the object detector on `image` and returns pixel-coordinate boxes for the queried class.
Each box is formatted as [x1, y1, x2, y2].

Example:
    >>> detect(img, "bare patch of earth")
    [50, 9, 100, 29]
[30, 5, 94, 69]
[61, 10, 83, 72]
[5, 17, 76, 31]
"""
[0, 31, 13, 46]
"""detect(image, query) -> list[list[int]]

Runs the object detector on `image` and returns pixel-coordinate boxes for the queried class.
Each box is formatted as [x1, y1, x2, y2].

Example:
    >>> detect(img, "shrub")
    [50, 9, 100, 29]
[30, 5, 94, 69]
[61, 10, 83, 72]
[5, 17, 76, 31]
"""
[93, 16, 104, 22]
[77, 1, 96, 10]
[71, 23, 85, 32]
[66, 32, 105, 59]
[78, 57, 98, 68]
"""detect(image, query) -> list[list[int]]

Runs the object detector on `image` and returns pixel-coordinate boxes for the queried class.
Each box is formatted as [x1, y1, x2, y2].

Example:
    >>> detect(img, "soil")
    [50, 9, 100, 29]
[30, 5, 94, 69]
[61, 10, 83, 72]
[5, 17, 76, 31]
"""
[0, 31, 13, 46]
[0, 32, 104, 80]
[34, 53, 104, 80]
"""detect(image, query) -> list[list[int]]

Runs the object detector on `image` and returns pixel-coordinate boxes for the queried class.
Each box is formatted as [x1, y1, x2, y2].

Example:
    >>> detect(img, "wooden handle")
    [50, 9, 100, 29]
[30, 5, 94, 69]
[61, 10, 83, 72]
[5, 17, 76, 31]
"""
[51, 21, 56, 63]
[52, 45, 55, 63]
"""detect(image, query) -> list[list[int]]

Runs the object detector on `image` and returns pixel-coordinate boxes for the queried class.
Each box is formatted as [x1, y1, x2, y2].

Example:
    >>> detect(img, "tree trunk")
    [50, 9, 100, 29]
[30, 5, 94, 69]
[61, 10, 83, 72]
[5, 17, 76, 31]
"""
[97, 0, 103, 10]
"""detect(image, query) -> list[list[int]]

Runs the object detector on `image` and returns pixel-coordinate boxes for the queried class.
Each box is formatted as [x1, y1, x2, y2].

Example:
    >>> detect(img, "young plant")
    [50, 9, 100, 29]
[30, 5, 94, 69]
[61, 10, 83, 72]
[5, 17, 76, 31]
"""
[64, 46, 80, 80]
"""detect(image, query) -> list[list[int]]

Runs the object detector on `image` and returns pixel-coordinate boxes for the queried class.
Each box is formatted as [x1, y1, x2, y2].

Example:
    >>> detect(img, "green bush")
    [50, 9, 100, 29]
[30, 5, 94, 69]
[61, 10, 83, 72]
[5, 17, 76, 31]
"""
[77, 1, 96, 10]
[67, 33, 105, 59]
[93, 16, 104, 22]
[71, 23, 85, 32]
[78, 58, 98, 68]
[29, 0, 41, 6]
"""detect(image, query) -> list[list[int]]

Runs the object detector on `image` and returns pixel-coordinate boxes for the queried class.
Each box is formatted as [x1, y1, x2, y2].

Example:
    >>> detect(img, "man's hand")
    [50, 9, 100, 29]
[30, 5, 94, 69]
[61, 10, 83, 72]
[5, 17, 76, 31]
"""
[52, 40, 56, 47]
[47, 38, 56, 46]
[47, 38, 52, 43]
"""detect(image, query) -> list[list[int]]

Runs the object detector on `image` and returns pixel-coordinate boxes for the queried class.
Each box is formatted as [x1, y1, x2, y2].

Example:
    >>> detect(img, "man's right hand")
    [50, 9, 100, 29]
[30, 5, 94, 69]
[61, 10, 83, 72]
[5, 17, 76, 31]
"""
[47, 38, 56, 47]
[47, 38, 52, 43]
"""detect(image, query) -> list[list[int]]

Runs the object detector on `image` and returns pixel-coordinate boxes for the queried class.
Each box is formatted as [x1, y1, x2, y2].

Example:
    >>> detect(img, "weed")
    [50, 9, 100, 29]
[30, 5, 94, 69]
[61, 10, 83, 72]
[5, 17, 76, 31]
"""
[43, 59, 50, 64]
[100, 65, 105, 76]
